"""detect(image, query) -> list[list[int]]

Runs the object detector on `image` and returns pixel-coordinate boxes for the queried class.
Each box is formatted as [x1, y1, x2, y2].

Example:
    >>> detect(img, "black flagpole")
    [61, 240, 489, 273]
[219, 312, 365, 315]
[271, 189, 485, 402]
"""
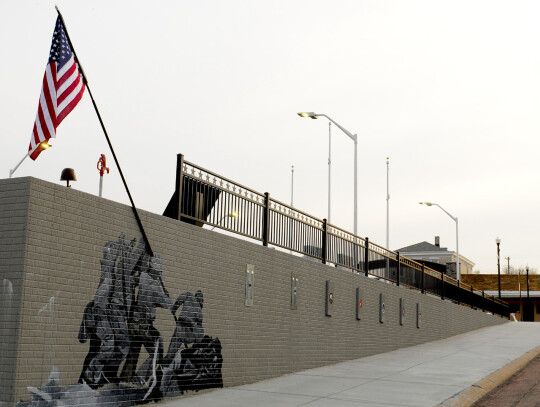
[55, 6, 154, 257]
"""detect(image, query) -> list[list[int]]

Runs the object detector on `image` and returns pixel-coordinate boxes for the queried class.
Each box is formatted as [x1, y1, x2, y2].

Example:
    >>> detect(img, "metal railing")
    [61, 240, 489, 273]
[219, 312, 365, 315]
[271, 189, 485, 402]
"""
[167, 154, 509, 318]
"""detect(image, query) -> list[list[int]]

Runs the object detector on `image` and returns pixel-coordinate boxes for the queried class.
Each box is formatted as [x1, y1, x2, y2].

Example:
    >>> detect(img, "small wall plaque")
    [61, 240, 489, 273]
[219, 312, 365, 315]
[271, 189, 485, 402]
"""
[400, 298, 406, 326]
[245, 264, 254, 306]
[356, 287, 364, 320]
[291, 272, 298, 310]
[326, 280, 334, 316]
[379, 293, 386, 323]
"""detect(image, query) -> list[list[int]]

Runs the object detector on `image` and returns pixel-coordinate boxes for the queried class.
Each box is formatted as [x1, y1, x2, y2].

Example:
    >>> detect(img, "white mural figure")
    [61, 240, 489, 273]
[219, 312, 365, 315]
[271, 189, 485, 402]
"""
[37, 293, 58, 381]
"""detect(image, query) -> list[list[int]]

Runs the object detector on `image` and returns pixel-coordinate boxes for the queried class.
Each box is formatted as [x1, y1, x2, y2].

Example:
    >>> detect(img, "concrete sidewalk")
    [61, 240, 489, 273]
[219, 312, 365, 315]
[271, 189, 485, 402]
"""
[162, 322, 540, 407]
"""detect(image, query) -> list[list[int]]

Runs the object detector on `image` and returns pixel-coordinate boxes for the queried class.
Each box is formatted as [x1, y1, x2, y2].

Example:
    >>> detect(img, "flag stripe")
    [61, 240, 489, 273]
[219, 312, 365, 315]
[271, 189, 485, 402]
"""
[58, 77, 84, 120]
[58, 83, 84, 125]
[37, 100, 53, 142]
[45, 64, 58, 115]
[58, 70, 81, 108]
[57, 59, 77, 95]
[57, 54, 76, 79]
[31, 123, 40, 150]
[28, 17, 85, 160]
[42, 68, 58, 132]
[34, 110, 46, 143]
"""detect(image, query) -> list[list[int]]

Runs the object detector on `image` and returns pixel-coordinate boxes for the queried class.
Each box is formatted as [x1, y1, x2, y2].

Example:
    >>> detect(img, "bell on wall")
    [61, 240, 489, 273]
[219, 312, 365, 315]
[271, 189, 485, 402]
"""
[60, 168, 77, 188]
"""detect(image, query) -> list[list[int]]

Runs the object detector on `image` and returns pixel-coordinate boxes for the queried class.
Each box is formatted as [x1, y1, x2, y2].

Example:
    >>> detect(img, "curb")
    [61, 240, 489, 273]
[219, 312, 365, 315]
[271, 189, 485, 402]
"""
[436, 344, 540, 407]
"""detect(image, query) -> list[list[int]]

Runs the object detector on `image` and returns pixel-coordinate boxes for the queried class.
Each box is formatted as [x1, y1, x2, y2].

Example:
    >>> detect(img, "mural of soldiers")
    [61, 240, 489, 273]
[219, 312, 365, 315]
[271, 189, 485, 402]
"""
[19, 232, 224, 406]
[160, 335, 223, 397]
[78, 300, 98, 384]
[134, 254, 175, 396]
[79, 234, 146, 387]
[164, 290, 204, 364]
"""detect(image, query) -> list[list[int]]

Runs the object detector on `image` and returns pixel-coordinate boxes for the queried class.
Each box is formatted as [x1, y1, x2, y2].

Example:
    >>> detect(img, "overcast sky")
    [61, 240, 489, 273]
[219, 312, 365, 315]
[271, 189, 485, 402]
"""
[2, 0, 540, 274]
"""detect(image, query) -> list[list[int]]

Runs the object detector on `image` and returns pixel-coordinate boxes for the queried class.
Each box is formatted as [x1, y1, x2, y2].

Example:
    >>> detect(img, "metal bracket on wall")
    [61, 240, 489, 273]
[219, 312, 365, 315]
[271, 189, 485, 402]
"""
[379, 293, 386, 323]
[326, 280, 334, 316]
[291, 272, 298, 310]
[400, 298, 406, 326]
[245, 264, 254, 306]
[356, 287, 364, 320]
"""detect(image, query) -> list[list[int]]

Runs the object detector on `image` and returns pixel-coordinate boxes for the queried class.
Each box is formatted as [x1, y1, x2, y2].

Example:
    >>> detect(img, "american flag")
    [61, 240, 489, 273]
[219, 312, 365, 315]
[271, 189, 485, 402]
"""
[28, 16, 85, 160]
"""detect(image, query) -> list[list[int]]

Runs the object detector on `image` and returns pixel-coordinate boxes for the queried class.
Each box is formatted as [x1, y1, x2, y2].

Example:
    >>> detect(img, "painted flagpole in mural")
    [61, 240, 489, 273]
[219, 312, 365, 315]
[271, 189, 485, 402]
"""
[53, 6, 155, 257]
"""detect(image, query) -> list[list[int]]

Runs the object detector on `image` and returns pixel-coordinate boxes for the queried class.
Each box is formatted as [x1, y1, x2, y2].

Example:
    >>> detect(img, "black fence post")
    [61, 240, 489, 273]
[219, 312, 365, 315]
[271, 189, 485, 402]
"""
[322, 218, 328, 264]
[175, 154, 184, 220]
[263, 192, 270, 246]
[421, 264, 425, 294]
[440, 273, 445, 300]
[396, 252, 400, 286]
[491, 294, 497, 316]
[364, 237, 369, 277]
[481, 290, 485, 312]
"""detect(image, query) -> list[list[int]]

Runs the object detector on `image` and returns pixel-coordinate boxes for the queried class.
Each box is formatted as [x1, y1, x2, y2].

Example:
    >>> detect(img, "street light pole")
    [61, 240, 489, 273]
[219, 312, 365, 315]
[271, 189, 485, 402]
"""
[386, 157, 390, 275]
[291, 165, 294, 208]
[290, 165, 295, 254]
[298, 112, 358, 235]
[328, 122, 331, 223]
[354, 133, 357, 236]
[496, 237, 501, 299]
[419, 202, 460, 280]
[386, 157, 390, 249]
[518, 270, 522, 321]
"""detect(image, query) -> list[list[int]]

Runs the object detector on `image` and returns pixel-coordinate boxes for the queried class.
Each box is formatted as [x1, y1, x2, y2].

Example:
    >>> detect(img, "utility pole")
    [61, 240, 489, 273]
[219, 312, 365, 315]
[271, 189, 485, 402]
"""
[290, 165, 294, 254]
[291, 165, 294, 207]
[328, 122, 331, 223]
[386, 157, 390, 276]
[496, 238, 501, 299]
[518, 271, 522, 321]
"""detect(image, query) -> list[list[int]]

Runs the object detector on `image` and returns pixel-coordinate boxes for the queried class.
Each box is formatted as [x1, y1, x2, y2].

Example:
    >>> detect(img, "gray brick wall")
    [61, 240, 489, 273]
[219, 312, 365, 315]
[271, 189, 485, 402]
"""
[0, 178, 31, 406]
[0, 177, 506, 405]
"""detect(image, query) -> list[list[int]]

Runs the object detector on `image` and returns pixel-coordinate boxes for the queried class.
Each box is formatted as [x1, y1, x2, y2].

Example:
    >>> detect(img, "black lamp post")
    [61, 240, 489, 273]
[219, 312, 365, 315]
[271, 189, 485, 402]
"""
[496, 237, 501, 299]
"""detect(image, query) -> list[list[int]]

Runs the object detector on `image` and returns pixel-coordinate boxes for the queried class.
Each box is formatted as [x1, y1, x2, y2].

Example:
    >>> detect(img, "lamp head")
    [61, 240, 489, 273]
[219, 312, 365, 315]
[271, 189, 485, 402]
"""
[297, 112, 318, 119]
[419, 202, 433, 206]
[496, 237, 501, 245]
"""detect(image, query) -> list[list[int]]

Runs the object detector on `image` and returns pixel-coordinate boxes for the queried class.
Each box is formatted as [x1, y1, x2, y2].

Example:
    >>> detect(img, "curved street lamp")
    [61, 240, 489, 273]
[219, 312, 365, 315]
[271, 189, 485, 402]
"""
[419, 202, 460, 280]
[298, 112, 358, 235]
